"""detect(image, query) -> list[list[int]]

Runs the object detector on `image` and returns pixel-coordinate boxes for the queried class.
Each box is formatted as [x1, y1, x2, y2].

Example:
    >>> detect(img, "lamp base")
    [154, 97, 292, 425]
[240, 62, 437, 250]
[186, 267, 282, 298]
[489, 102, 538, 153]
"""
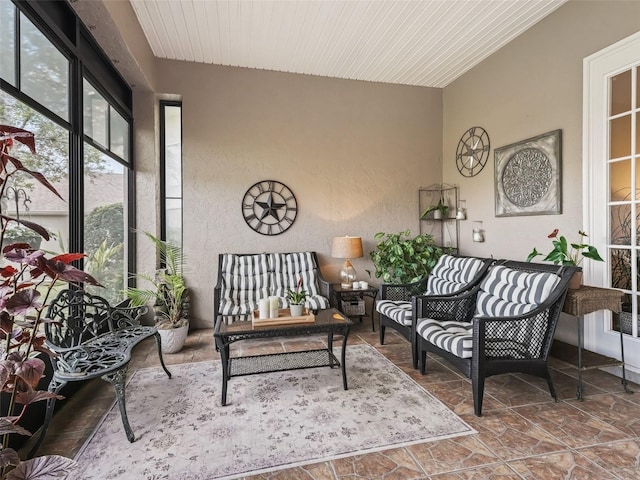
[339, 259, 356, 289]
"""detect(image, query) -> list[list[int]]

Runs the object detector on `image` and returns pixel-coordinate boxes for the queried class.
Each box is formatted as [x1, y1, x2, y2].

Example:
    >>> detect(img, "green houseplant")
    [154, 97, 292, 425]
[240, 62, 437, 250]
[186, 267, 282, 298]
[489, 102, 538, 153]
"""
[527, 229, 604, 266]
[125, 233, 189, 353]
[420, 196, 449, 220]
[369, 230, 444, 284]
[527, 229, 604, 289]
[286, 277, 307, 316]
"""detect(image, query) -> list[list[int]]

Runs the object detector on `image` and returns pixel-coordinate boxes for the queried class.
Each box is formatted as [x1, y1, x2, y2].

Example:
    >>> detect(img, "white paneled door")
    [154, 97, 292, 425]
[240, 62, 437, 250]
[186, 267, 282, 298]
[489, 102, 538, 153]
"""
[584, 31, 640, 376]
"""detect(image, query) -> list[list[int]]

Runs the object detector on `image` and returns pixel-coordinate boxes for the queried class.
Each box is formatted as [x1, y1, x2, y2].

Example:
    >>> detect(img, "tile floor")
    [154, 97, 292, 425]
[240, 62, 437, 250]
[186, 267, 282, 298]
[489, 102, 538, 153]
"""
[20, 318, 640, 479]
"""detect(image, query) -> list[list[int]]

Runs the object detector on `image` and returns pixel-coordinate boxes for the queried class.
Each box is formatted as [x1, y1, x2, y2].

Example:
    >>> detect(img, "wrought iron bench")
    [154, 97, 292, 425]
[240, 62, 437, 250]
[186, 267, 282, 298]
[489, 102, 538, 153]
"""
[415, 260, 578, 416]
[376, 254, 494, 368]
[28, 289, 172, 457]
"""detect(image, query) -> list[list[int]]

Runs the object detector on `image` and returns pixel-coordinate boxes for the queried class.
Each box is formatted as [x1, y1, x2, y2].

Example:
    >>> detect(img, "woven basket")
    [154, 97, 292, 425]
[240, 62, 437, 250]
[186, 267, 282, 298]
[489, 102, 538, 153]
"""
[341, 299, 365, 316]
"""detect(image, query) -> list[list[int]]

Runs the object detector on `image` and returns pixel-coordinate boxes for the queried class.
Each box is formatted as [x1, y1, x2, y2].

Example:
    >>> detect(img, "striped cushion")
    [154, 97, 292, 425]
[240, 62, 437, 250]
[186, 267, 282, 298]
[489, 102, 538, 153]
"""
[425, 255, 484, 295]
[416, 319, 473, 358]
[271, 252, 330, 310]
[219, 253, 269, 316]
[476, 265, 561, 317]
[376, 300, 412, 326]
[271, 252, 320, 296]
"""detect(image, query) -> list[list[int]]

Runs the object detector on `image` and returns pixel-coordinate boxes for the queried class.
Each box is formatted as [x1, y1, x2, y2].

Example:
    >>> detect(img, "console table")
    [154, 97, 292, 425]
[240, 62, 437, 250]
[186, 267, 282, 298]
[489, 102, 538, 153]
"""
[561, 285, 632, 400]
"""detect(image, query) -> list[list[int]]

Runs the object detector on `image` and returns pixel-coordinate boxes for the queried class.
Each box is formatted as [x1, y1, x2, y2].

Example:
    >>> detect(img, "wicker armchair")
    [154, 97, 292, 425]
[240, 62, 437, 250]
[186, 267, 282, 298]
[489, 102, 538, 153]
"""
[415, 260, 578, 416]
[376, 255, 494, 368]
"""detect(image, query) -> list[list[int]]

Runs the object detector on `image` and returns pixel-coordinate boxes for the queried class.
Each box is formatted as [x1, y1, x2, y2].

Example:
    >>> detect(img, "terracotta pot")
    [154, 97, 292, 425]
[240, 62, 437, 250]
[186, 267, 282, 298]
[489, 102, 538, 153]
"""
[568, 271, 583, 290]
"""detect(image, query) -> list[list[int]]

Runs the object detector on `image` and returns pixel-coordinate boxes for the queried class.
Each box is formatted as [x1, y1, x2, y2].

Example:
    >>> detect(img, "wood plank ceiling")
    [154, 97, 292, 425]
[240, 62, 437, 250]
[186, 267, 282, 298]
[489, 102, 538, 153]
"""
[130, 0, 567, 88]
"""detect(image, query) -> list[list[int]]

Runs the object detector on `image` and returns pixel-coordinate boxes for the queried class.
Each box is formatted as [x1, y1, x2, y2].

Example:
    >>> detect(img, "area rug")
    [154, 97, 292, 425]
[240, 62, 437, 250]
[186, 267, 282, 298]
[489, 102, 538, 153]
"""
[74, 344, 475, 479]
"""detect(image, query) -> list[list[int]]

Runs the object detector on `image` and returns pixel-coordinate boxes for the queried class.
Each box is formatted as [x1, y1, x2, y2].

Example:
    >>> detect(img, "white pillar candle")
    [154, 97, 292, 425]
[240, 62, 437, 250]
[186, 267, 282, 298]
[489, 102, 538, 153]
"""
[269, 296, 279, 318]
[259, 299, 270, 319]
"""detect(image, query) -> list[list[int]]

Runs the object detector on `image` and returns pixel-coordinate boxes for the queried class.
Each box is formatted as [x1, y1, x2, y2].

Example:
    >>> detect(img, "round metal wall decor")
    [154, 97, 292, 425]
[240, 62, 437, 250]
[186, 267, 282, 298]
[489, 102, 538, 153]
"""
[502, 148, 552, 207]
[241, 180, 297, 235]
[456, 126, 490, 177]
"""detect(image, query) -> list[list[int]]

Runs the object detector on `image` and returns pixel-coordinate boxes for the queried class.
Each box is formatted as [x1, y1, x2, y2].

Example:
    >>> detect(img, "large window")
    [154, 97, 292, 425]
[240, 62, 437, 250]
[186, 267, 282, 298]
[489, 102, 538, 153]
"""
[160, 102, 182, 248]
[0, 89, 69, 250]
[84, 145, 127, 303]
[19, 11, 69, 121]
[1, 0, 133, 299]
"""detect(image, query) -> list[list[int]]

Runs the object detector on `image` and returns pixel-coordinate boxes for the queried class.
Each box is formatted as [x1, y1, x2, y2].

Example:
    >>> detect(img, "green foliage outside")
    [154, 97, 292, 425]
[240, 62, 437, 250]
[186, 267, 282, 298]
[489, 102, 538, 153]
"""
[84, 203, 124, 252]
[84, 203, 124, 304]
[0, 91, 107, 190]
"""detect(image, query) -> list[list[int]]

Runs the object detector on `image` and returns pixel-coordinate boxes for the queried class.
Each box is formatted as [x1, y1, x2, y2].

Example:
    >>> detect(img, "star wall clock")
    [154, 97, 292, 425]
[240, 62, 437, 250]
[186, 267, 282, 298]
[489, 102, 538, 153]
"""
[241, 180, 297, 235]
[456, 126, 490, 177]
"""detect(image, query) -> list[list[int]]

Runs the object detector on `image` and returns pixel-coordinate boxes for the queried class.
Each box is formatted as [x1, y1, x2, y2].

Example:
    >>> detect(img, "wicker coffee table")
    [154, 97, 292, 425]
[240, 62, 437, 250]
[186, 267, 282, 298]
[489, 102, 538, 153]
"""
[214, 308, 352, 405]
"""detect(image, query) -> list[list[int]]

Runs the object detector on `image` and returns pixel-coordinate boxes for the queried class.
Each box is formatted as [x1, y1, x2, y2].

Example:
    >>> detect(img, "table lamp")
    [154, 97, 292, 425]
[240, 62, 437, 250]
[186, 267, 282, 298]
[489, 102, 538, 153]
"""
[331, 236, 363, 288]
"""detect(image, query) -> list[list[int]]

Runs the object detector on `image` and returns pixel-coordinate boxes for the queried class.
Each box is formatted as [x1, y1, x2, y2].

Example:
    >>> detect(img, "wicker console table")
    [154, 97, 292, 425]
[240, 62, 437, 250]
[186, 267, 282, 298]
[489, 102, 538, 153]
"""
[214, 308, 352, 406]
[561, 285, 632, 400]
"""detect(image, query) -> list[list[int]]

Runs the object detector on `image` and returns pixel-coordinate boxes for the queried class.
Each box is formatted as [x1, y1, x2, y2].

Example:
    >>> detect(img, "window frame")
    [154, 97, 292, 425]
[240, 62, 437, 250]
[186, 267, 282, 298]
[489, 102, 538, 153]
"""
[159, 100, 183, 248]
[1, 0, 136, 290]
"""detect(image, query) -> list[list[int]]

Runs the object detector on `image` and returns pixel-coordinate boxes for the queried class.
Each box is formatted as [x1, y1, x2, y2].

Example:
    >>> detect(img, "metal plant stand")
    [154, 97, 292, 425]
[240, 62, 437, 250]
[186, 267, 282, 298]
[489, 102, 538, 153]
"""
[562, 285, 632, 400]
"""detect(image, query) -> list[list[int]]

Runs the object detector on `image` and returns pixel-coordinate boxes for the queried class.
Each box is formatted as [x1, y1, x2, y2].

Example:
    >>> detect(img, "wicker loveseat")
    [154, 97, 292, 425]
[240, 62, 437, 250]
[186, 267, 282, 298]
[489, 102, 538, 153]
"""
[415, 260, 578, 416]
[376, 254, 494, 368]
[213, 251, 332, 322]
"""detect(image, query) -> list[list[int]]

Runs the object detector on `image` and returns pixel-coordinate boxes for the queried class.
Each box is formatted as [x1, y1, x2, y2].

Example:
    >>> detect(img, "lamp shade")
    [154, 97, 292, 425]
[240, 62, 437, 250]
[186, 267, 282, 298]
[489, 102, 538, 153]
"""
[331, 236, 363, 259]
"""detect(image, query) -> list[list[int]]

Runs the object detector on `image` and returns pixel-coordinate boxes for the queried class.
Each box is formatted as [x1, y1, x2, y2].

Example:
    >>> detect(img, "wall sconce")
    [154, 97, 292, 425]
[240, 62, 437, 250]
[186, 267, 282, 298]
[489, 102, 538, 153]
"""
[472, 221, 484, 242]
[456, 200, 467, 220]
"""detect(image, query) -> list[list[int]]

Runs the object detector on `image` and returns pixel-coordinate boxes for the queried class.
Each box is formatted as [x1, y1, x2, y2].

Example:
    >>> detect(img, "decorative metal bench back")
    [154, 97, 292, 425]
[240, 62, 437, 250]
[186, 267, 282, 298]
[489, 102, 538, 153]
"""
[45, 289, 116, 349]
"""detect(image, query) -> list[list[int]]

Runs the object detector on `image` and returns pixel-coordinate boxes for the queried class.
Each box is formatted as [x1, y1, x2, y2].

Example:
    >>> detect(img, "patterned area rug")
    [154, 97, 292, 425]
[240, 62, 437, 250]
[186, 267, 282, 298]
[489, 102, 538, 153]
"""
[74, 344, 475, 479]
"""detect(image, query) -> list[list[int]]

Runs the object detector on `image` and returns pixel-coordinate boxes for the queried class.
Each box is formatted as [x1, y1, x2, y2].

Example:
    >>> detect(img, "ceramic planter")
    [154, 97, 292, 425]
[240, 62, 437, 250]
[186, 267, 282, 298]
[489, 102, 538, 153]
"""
[289, 304, 304, 316]
[158, 324, 189, 353]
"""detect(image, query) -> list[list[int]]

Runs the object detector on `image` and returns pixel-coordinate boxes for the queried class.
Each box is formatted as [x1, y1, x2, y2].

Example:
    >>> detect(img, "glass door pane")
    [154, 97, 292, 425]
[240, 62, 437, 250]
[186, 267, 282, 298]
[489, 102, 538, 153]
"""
[609, 65, 639, 336]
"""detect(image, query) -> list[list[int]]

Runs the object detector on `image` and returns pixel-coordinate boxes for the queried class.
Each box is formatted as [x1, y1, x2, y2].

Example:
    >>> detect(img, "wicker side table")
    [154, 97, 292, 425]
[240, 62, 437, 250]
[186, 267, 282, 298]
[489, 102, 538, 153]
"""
[562, 285, 632, 400]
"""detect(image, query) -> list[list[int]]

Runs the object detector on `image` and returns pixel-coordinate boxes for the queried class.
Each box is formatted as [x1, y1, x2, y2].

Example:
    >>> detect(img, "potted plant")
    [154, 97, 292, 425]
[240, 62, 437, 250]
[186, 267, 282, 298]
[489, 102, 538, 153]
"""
[527, 229, 604, 288]
[369, 230, 444, 284]
[1, 125, 101, 479]
[125, 233, 189, 353]
[420, 196, 449, 220]
[286, 277, 307, 316]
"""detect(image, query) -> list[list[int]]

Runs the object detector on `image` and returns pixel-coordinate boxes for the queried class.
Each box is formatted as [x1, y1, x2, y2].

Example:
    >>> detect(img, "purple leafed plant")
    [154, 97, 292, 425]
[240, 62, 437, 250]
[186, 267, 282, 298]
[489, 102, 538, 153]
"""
[0, 125, 101, 479]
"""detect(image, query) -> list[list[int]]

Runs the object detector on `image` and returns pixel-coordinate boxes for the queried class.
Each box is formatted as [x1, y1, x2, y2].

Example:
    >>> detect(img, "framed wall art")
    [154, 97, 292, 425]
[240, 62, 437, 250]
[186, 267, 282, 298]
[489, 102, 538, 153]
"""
[494, 129, 562, 217]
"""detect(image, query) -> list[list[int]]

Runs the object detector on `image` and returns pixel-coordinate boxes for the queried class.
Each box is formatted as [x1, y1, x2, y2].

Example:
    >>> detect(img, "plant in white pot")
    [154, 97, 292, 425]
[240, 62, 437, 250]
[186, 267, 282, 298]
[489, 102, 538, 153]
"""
[286, 277, 307, 316]
[126, 233, 189, 353]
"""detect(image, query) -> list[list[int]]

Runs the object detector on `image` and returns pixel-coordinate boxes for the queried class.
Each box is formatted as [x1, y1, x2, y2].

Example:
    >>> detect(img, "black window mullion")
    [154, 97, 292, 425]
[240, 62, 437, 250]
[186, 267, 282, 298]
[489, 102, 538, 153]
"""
[69, 56, 83, 265]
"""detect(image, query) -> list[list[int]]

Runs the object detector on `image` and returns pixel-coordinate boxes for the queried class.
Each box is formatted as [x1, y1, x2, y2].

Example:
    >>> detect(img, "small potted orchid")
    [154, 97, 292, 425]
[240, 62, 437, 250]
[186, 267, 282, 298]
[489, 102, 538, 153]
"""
[286, 277, 307, 316]
[527, 229, 604, 288]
